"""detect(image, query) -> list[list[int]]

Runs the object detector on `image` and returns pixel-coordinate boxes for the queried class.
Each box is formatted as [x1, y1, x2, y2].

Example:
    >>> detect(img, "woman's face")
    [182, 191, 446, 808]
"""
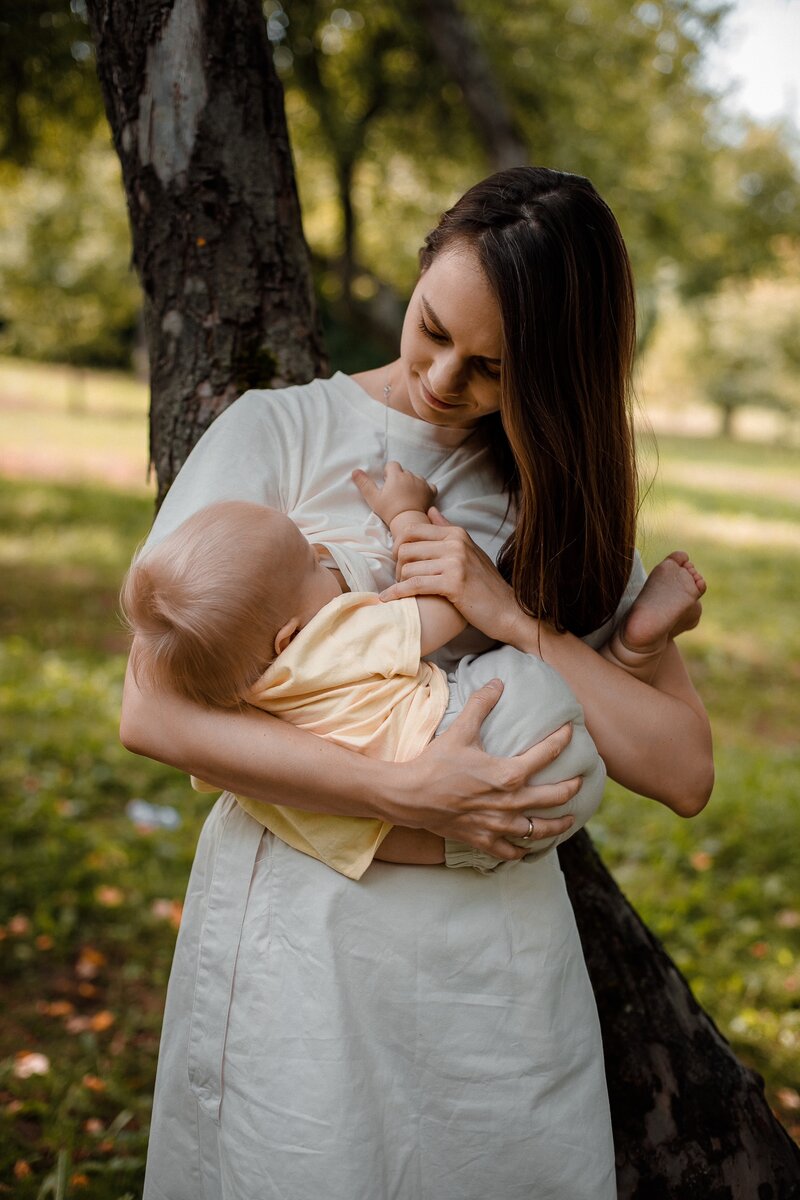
[396, 243, 503, 429]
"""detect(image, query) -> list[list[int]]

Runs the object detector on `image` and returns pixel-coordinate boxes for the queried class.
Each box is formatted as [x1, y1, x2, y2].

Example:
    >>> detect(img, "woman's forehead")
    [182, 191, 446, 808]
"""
[418, 245, 502, 350]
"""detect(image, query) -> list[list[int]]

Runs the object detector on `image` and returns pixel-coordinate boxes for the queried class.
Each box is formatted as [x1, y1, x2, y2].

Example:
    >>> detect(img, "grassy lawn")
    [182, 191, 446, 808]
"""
[1, 360, 798, 1194]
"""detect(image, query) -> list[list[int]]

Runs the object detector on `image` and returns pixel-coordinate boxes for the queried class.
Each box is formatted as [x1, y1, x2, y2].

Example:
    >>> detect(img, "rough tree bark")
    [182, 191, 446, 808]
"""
[86, 0, 326, 507]
[411, 0, 527, 170]
[86, 0, 800, 1193]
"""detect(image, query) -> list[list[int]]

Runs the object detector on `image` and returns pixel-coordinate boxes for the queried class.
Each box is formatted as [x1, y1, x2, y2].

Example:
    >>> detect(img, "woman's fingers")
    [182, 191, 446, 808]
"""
[393, 523, 453, 550]
[509, 722, 574, 781]
[380, 577, 453, 602]
[440, 677, 505, 746]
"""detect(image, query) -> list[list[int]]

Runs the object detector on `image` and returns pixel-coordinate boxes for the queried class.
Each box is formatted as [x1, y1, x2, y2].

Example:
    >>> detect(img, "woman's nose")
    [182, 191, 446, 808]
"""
[428, 351, 467, 397]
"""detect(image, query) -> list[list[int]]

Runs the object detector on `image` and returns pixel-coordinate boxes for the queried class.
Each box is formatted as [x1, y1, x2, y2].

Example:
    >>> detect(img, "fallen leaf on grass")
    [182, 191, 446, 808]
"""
[37, 999, 75, 1017]
[90, 1010, 115, 1032]
[66, 1011, 116, 1034]
[13, 1161, 31, 1180]
[66, 1016, 92, 1034]
[13, 1051, 50, 1078]
[151, 898, 183, 928]
[82, 1074, 106, 1092]
[70, 1174, 89, 1188]
[75, 946, 106, 979]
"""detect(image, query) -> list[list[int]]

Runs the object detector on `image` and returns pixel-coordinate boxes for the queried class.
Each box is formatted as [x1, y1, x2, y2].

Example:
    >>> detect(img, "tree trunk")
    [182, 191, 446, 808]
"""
[560, 832, 800, 1197]
[85, 0, 326, 505]
[412, 0, 528, 170]
[88, 2, 800, 1193]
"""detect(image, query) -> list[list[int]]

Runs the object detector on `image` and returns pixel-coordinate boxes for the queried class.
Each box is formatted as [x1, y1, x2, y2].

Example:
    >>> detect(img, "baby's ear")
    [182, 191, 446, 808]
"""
[274, 617, 301, 657]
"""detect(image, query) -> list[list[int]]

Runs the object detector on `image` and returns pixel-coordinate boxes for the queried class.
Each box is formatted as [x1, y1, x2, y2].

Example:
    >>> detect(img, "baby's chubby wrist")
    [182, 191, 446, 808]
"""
[388, 509, 431, 539]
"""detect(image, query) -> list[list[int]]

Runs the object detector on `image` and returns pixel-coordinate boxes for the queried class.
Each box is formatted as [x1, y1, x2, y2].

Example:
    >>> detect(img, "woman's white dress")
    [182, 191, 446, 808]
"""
[141, 374, 645, 1199]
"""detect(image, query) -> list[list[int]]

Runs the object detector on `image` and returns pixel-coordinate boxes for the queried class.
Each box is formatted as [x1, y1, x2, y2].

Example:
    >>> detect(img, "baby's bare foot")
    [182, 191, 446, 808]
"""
[621, 551, 707, 655]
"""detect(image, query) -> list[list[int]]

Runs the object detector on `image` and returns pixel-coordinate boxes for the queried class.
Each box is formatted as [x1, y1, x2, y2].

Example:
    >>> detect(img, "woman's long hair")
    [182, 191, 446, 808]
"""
[420, 167, 638, 637]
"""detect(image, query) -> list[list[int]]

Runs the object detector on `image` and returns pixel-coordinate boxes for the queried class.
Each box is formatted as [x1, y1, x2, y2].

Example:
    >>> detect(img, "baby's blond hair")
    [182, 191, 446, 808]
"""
[120, 501, 293, 708]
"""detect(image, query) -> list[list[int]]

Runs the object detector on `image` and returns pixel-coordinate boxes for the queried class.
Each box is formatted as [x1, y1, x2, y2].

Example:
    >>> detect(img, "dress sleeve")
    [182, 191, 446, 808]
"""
[143, 390, 292, 553]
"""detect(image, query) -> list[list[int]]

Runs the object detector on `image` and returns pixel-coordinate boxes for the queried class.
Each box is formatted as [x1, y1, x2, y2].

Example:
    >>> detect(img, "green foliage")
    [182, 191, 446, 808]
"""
[641, 259, 800, 437]
[0, 0, 103, 168]
[2, 0, 799, 368]
[276, 0, 800, 298]
[599, 433, 800, 1112]
[0, 474, 210, 1193]
[0, 139, 142, 368]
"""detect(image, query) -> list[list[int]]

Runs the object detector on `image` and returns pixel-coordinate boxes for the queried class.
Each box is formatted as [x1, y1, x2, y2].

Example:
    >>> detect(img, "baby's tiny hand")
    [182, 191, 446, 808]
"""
[353, 461, 437, 526]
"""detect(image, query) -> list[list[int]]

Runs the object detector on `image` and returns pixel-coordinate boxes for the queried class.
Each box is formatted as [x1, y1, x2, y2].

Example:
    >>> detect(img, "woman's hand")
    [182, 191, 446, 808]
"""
[380, 507, 527, 646]
[391, 678, 581, 862]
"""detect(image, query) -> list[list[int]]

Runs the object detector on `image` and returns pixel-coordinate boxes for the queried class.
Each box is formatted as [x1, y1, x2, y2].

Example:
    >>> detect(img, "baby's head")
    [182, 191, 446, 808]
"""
[120, 500, 340, 708]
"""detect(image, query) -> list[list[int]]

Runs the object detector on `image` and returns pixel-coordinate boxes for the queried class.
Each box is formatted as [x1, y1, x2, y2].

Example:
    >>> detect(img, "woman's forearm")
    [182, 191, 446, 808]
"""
[120, 657, 584, 861]
[120, 658, 402, 821]
[509, 619, 714, 816]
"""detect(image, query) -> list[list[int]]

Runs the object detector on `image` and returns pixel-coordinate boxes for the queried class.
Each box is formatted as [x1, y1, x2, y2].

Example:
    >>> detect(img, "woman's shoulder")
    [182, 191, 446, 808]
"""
[232, 374, 341, 425]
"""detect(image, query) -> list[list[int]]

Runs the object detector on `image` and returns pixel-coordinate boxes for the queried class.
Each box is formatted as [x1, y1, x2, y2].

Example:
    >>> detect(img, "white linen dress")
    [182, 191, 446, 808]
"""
[140, 373, 645, 1199]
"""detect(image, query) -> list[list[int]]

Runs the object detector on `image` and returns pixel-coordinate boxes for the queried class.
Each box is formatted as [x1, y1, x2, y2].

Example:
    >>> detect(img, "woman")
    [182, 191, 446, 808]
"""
[124, 167, 713, 1199]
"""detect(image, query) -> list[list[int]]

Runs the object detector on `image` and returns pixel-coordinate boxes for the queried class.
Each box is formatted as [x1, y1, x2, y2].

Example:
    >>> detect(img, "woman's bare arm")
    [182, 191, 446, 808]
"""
[511, 624, 713, 816]
[120, 657, 579, 861]
[382, 516, 714, 817]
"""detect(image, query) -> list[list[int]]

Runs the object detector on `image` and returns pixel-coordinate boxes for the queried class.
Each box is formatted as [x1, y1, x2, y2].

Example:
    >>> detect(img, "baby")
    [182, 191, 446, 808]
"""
[121, 463, 705, 879]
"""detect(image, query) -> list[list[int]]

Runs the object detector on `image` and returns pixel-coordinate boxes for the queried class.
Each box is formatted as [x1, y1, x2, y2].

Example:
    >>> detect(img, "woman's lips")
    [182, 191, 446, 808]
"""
[420, 380, 459, 411]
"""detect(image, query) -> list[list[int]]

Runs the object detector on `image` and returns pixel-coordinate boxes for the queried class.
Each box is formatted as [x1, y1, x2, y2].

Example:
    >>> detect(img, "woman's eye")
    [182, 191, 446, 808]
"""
[417, 318, 447, 343]
[478, 360, 501, 381]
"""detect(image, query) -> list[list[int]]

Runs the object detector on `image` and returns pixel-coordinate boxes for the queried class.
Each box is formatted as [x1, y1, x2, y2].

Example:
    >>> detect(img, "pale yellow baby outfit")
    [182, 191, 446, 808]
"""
[198, 591, 449, 880]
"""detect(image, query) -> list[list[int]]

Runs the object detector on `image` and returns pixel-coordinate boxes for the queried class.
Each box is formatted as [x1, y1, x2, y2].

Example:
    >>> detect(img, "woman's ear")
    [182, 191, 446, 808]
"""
[274, 617, 300, 657]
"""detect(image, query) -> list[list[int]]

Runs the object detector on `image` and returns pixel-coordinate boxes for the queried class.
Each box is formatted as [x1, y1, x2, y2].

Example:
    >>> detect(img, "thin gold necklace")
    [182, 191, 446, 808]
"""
[383, 378, 392, 467]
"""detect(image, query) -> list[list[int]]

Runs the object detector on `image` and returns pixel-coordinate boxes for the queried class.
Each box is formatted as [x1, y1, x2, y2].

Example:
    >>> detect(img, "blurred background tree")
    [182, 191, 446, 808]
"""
[1, 0, 798, 392]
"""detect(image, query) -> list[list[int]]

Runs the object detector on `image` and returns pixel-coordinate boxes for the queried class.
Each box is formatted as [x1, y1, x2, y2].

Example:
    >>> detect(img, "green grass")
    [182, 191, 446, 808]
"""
[0, 364, 799, 1193]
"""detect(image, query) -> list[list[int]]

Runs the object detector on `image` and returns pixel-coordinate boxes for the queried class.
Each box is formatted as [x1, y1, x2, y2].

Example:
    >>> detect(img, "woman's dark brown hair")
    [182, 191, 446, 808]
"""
[420, 166, 638, 637]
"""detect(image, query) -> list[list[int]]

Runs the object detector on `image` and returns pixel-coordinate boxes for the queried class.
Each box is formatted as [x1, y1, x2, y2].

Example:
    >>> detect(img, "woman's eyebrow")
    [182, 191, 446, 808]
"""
[421, 296, 501, 365]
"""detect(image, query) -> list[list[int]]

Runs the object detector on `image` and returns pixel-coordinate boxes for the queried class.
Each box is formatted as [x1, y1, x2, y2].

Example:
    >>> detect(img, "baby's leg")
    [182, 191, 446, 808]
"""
[437, 646, 606, 873]
[606, 551, 706, 682]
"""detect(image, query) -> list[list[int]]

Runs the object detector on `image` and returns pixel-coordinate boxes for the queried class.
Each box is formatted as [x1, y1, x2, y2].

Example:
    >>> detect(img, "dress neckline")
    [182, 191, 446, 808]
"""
[327, 371, 476, 451]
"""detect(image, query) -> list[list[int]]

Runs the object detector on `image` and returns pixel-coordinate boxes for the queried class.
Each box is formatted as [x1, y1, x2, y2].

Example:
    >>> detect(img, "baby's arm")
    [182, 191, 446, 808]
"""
[603, 551, 706, 684]
[352, 462, 466, 655]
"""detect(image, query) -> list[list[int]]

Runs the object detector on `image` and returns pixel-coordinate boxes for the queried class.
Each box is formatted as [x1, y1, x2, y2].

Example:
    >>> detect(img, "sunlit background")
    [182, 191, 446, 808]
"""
[0, 2, 798, 1192]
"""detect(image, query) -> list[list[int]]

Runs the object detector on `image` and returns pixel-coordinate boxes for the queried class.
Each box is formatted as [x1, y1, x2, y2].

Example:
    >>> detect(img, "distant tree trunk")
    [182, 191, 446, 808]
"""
[412, 0, 527, 170]
[720, 401, 736, 439]
[85, 0, 326, 505]
[87, 1, 800, 1193]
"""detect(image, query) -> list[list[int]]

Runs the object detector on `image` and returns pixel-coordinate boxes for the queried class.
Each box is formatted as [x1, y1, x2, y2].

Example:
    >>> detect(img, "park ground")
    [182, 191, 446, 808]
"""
[0, 357, 799, 1195]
